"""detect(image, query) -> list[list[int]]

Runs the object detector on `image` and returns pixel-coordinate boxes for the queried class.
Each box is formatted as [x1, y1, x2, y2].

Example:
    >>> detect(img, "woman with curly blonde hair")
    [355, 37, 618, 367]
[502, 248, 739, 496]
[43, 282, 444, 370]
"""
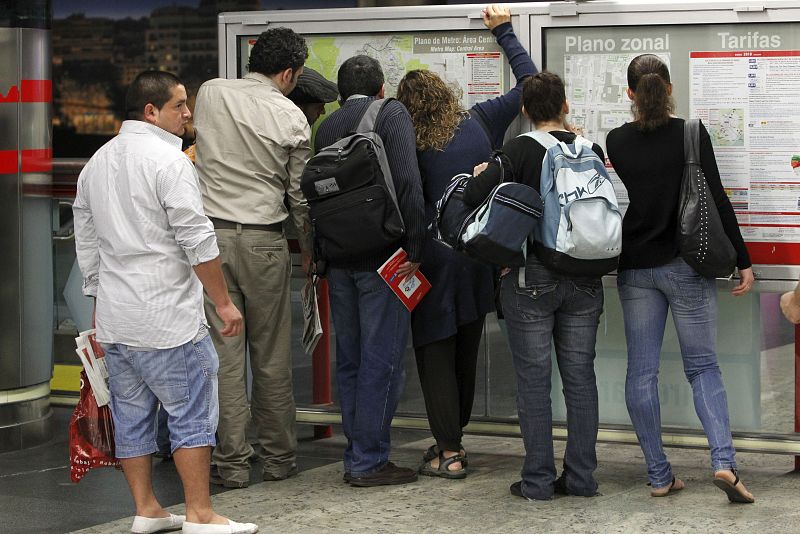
[398, 70, 466, 152]
[395, 4, 536, 480]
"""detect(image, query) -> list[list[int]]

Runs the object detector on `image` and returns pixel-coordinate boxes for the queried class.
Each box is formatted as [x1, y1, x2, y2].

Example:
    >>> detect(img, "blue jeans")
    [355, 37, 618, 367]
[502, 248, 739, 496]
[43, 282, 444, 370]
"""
[617, 258, 736, 489]
[328, 268, 410, 476]
[501, 260, 603, 499]
[103, 332, 219, 458]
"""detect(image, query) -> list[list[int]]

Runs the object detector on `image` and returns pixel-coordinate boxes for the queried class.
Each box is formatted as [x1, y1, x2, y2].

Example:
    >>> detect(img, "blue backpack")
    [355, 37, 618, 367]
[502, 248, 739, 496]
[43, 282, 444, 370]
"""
[523, 131, 622, 276]
[434, 156, 543, 267]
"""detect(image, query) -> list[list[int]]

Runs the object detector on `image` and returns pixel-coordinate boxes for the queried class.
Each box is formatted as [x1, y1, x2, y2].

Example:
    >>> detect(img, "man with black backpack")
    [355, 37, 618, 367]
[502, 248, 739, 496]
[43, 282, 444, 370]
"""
[313, 55, 425, 487]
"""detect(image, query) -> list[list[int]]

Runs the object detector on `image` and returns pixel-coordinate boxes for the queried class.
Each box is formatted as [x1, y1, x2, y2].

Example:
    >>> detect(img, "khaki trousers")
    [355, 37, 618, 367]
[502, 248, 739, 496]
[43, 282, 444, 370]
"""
[205, 226, 296, 483]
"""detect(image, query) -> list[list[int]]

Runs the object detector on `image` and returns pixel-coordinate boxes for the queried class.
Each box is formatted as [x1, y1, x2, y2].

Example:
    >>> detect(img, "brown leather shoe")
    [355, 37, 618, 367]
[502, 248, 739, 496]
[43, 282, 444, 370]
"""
[349, 462, 418, 487]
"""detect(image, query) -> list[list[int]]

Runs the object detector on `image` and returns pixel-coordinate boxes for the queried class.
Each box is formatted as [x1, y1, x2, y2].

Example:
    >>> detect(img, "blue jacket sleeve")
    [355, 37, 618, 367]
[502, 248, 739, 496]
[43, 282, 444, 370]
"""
[471, 22, 538, 148]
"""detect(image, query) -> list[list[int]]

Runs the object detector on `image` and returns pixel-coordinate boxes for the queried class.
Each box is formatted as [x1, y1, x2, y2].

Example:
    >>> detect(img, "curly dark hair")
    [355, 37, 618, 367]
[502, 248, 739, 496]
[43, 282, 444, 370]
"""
[397, 70, 465, 152]
[248, 27, 307, 76]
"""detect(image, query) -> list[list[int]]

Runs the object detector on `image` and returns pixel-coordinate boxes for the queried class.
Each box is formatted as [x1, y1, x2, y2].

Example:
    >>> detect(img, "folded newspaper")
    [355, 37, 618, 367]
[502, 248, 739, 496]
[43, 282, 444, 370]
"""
[75, 329, 110, 406]
[301, 279, 323, 354]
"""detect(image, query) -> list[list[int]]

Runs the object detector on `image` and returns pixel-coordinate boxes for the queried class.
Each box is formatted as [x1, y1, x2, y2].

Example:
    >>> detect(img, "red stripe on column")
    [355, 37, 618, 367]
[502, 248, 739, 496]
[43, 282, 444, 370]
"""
[21, 149, 52, 173]
[20, 80, 52, 103]
[0, 86, 19, 103]
[0, 150, 17, 173]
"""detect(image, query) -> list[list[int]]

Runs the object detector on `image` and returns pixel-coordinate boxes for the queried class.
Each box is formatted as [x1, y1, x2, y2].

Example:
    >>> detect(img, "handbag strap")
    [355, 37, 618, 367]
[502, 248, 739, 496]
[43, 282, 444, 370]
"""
[684, 118, 701, 166]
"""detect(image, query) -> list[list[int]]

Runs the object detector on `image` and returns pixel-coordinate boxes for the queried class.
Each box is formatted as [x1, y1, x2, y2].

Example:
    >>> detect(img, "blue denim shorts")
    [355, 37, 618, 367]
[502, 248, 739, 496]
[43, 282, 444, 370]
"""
[103, 332, 219, 458]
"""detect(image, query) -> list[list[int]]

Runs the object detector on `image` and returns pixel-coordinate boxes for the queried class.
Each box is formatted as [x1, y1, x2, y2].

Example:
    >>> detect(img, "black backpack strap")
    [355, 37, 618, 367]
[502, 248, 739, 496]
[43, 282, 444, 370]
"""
[356, 97, 394, 134]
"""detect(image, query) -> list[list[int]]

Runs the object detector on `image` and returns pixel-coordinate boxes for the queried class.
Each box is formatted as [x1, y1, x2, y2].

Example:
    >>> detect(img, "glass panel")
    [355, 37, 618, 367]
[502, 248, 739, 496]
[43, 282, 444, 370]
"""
[484, 281, 797, 436]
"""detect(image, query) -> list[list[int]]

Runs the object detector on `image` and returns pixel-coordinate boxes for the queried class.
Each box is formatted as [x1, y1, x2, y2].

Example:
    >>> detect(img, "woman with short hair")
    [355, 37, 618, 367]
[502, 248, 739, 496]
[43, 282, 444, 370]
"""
[464, 71, 606, 500]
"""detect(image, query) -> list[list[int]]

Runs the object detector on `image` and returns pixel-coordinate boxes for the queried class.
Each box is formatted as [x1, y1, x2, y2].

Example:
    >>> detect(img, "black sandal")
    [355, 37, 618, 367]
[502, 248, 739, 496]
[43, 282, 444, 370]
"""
[713, 469, 755, 504]
[422, 444, 468, 468]
[419, 451, 467, 479]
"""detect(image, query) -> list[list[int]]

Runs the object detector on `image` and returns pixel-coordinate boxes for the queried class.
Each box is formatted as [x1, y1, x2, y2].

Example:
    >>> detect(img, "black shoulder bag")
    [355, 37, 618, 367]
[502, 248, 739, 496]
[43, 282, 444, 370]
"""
[677, 119, 737, 278]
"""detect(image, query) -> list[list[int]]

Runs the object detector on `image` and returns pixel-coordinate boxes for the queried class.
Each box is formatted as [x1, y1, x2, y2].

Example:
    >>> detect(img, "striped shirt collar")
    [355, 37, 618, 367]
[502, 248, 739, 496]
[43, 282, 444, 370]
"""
[119, 120, 183, 150]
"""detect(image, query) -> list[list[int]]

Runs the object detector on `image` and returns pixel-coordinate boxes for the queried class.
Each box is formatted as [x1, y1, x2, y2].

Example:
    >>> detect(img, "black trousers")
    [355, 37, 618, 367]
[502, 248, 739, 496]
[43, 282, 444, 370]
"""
[414, 316, 485, 453]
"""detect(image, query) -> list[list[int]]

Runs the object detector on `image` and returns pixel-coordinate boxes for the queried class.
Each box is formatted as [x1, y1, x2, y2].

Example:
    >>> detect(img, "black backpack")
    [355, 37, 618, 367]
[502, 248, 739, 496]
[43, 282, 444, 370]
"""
[301, 99, 405, 265]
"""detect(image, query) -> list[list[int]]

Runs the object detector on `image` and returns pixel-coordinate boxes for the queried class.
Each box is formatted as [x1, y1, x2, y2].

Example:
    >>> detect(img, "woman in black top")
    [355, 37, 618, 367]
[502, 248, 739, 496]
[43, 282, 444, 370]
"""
[465, 72, 605, 500]
[606, 54, 755, 503]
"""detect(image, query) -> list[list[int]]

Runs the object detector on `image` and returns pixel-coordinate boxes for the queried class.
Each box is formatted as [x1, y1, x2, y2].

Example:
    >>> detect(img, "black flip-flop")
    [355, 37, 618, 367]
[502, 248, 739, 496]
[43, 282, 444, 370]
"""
[713, 470, 755, 503]
[649, 476, 683, 497]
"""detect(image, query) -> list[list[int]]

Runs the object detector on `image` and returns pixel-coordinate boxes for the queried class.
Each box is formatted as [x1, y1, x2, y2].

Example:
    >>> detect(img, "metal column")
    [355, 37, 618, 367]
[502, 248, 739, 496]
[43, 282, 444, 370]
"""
[0, 0, 53, 452]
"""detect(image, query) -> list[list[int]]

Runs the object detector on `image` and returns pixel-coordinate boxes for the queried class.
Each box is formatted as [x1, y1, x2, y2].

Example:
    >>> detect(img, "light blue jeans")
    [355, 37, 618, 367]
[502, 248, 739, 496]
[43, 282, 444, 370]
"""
[104, 332, 219, 458]
[617, 258, 736, 488]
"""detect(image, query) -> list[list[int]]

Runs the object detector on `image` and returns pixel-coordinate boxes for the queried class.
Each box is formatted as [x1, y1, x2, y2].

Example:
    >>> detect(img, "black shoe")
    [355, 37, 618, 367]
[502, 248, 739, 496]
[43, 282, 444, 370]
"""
[553, 476, 569, 496]
[510, 481, 552, 501]
[343, 472, 351, 483]
[263, 465, 298, 481]
[554, 474, 600, 497]
[349, 462, 418, 487]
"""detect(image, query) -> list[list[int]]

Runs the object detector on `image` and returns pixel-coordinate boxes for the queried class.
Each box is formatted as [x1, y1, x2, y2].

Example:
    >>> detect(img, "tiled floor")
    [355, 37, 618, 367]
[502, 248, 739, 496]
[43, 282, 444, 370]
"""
[3, 406, 800, 534]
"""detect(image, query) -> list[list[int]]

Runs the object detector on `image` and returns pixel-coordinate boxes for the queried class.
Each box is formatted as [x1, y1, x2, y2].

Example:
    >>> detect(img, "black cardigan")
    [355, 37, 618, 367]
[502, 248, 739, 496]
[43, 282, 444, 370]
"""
[606, 118, 751, 271]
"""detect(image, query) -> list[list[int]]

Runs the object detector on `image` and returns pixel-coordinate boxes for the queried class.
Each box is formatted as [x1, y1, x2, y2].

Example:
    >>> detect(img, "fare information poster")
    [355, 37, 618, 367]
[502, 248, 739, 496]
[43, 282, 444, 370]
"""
[691, 50, 800, 259]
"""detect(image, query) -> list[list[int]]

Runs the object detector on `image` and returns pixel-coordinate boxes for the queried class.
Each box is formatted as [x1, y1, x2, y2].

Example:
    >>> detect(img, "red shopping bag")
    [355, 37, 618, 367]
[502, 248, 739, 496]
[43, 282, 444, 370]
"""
[69, 370, 121, 482]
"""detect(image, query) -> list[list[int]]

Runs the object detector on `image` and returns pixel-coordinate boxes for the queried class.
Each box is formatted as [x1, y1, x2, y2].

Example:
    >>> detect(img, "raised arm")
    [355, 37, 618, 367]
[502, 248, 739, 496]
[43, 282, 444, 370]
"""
[471, 5, 538, 147]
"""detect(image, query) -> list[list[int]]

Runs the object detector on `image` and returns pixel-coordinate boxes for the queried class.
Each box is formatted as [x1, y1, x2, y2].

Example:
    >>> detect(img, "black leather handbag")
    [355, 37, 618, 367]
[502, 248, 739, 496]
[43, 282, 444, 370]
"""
[677, 119, 737, 278]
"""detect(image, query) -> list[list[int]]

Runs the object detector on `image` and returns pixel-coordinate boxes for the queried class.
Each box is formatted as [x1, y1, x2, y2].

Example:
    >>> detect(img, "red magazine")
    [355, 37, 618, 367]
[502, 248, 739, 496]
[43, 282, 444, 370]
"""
[377, 248, 431, 311]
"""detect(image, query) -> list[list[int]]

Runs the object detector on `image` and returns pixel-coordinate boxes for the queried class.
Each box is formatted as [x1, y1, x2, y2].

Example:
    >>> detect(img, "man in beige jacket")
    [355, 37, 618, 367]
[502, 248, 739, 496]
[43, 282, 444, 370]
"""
[193, 27, 311, 487]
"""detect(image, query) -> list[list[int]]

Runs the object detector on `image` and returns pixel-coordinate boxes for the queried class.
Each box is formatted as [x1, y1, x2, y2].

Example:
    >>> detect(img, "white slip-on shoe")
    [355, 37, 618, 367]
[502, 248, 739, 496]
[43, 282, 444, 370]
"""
[131, 513, 185, 533]
[181, 519, 258, 534]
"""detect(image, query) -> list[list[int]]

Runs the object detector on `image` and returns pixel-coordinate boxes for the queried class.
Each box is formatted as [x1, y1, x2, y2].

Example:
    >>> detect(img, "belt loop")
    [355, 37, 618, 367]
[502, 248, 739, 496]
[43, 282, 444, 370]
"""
[236, 223, 242, 235]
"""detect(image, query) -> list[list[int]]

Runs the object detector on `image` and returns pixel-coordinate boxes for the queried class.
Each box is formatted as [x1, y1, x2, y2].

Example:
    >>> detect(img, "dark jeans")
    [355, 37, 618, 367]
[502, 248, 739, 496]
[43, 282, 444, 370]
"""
[501, 261, 603, 499]
[415, 316, 485, 453]
[328, 268, 410, 476]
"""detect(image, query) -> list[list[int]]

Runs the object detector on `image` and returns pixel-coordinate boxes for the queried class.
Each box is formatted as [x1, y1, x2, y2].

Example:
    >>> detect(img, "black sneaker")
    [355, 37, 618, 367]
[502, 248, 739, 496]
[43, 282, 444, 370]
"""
[554, 474, 600, 497]
[349, 462, 418, 487]
[553, 476, 569, 496]
[343, 472, 351, 483]
[509, 481, 552, 501]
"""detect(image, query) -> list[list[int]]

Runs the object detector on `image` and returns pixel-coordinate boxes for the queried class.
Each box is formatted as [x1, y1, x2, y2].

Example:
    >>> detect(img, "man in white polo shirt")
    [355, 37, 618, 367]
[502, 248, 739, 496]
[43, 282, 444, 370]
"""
[73, 70, 257, 534]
